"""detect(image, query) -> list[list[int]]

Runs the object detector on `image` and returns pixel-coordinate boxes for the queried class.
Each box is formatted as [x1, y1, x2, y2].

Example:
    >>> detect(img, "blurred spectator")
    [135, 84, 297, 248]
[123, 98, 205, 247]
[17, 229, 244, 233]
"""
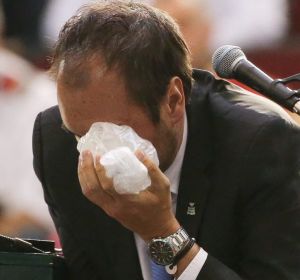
[41, 0, 89, 49]
[151, 0, 289, 64]
[42, 0, 213, 69]
[151, 0, 213, 69]
[2, 0, 49, 64]
[209, 0, 289, 50]
[41, 0, 289, 69]
[0, 3, 57, 239]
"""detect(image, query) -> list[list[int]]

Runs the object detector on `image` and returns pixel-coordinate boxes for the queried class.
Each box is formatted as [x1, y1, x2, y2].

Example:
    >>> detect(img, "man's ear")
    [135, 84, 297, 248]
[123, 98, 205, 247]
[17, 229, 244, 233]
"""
[164, 76, 185, 123]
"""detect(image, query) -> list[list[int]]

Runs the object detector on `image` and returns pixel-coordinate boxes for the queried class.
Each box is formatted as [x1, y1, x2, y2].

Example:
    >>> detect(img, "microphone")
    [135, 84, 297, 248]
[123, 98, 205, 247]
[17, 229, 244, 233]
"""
[212, 45, 300, 114]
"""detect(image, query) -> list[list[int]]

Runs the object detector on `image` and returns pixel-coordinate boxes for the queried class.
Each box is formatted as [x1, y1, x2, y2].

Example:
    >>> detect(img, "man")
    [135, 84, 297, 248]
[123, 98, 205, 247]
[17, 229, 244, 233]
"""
[32, 1, 300, 279]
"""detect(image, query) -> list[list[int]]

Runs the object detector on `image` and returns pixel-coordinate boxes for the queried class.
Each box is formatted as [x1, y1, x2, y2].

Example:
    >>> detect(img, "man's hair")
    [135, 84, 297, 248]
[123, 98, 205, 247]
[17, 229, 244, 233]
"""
[51, 0, 193, 123]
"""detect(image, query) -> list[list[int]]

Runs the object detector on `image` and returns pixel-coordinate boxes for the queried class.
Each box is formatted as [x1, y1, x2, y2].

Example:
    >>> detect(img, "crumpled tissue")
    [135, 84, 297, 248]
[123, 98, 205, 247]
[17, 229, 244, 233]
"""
[77, 122, 159, 194]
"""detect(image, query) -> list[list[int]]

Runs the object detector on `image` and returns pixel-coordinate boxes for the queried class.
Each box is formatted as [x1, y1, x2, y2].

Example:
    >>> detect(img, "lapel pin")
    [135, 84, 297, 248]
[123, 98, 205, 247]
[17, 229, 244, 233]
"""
[187, 202, 196, 215]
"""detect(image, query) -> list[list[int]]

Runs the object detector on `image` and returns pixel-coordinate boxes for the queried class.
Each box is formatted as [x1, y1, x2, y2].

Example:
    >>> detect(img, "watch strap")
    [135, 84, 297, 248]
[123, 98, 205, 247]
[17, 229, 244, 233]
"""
[171, 237, 195, 268]
[165, 238, 196, 275]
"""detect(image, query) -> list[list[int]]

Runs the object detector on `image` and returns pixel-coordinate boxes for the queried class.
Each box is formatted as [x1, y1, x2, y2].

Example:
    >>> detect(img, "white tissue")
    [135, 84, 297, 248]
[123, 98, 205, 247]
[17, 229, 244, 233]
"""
[77, 122, 159, 194]
[100, 147, 151, 194]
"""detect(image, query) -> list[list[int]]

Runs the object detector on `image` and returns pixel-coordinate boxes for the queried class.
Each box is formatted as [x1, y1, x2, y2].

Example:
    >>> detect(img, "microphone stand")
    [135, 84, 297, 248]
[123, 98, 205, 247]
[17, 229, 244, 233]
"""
[272, 73, 300, 114]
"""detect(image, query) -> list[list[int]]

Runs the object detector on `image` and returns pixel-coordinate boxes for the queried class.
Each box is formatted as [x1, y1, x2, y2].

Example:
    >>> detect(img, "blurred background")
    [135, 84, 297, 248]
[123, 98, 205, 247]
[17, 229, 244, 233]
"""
[0, 0, 299, 245]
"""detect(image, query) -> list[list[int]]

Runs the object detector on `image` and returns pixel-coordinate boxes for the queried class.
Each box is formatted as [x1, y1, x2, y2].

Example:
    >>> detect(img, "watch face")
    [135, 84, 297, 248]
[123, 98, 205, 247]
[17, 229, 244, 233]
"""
[149, 239, 174, 265]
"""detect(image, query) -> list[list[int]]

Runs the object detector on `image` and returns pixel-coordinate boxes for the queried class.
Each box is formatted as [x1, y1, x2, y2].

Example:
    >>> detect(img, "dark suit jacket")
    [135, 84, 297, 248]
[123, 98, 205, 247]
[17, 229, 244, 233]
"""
[33, 70, 300, 279]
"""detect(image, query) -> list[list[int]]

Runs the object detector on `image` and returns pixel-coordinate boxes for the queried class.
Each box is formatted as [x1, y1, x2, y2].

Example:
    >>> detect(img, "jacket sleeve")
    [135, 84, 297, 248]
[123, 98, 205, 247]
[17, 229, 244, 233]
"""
[32, 112, 102, 280]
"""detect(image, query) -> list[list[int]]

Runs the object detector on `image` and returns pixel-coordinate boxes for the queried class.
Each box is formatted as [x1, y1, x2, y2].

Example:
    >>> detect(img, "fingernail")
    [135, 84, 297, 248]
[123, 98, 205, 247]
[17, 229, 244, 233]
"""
[83, 150, 91, 157]
[79, 154, 84, 167]
[80, 150, 90, 166]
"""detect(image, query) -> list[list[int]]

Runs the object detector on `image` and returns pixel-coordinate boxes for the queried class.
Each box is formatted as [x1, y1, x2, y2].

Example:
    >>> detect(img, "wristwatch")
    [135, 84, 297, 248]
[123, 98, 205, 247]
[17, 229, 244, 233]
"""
[148, 227, 193, 266]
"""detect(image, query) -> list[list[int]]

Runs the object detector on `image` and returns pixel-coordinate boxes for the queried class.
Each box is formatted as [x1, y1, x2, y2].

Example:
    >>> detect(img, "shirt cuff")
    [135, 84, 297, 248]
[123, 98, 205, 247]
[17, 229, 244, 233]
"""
[176, 248, 208, 280]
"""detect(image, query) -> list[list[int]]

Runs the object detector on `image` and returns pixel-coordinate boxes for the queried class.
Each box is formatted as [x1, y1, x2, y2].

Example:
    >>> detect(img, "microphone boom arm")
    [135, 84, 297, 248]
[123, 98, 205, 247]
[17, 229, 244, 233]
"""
[272, 73, 300, 114]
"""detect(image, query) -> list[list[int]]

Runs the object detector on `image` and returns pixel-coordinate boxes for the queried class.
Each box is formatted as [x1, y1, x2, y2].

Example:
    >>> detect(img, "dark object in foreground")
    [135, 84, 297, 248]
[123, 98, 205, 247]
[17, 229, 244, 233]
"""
[0, 235, 69, 280]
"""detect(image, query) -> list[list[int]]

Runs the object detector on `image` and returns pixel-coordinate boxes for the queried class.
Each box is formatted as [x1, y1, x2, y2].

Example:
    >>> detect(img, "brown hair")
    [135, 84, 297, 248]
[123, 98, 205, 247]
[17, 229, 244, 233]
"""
[51, 0, 193, 123]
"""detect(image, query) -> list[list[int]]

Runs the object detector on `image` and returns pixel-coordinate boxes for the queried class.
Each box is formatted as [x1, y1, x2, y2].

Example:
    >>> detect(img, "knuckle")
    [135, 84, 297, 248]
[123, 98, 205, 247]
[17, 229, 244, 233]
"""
[80, 163, 89, 172]
[147, 162, 157, 173]
[82, 185, 97, 197]
[162, 177, 170, 189]
[161, 182, 169, 190]
[95, 163, 103, 172]
[101, 180, 111, 191]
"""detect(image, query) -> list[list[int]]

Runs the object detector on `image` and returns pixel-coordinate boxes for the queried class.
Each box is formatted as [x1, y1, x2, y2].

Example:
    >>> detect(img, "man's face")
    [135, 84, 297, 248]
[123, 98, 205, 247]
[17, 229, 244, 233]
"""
[57, 62, 182, 171]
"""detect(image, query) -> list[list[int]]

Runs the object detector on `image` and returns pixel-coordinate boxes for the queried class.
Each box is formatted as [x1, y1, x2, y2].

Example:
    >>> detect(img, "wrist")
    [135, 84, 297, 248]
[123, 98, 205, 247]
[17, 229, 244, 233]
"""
[141, 217, 180, 242]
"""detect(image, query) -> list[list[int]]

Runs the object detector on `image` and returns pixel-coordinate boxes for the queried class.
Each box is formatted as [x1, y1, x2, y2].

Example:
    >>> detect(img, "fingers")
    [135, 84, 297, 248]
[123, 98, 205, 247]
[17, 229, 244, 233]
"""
[135, 150, 170, 191]
[78, 150, 114, 204]
[94, 155, 119, 197]
[79, 149, 169, 202]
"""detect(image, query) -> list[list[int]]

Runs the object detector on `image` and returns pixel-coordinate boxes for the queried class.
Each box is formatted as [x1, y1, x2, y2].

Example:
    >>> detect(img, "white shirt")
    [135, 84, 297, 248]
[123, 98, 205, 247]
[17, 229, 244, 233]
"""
[134, 114, 208, 279]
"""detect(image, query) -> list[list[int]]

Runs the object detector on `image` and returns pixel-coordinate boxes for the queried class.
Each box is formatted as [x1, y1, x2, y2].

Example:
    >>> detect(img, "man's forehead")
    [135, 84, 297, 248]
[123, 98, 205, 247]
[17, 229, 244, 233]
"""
[57, 59, 132, 113]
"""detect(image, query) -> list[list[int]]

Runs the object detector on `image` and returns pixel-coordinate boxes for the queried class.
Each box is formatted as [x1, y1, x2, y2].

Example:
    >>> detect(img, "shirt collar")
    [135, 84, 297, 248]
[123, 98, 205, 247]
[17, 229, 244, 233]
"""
[164, 113, 188, 196]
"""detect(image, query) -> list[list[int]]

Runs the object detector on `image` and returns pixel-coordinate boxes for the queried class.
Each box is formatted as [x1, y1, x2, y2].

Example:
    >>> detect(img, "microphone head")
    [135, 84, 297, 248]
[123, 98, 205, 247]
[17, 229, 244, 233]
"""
[212, 45, 246, 78]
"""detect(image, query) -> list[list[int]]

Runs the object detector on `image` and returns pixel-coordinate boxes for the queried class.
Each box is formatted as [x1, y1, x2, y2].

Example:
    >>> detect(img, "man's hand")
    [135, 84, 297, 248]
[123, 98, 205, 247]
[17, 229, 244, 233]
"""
[78, 150, 180, 241]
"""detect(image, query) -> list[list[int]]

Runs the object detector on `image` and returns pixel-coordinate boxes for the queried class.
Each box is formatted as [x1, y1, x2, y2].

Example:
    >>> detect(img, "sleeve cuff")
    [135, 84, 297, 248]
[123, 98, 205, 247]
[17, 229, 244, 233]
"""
[176, 247, 208, 280]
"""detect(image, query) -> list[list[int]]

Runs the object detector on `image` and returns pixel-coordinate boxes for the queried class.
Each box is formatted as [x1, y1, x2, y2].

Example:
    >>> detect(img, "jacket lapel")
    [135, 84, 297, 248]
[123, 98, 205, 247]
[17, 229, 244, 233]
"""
[176, 71, 214, 239]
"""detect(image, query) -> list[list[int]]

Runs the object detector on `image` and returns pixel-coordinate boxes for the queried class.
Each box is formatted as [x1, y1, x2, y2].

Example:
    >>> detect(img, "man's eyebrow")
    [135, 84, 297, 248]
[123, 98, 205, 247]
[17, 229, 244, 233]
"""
[61, 123, 82, 138]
